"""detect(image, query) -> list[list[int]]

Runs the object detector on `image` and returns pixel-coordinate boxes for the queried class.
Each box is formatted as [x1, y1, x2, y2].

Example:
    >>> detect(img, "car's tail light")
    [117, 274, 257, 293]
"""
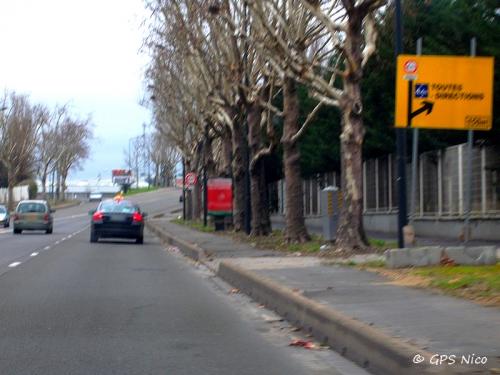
[43, 213, 49, 221]
[13, 214, 19, 221]
[132, 212, 143, 223]
[92, 211, 104, 222]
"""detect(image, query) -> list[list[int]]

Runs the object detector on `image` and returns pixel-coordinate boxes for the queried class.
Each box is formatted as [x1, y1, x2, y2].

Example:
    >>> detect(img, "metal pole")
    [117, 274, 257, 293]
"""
[395, 0, 407, 248]
[182, 157, 186, 221]
[464, 37, 476, 243]
[142, 123, 148, 189]
[135, 138, 139, 189]
[410, 38, 422, 223]
[128, 137, 134, 192]
[203, 125, 208, 227]
[243, 0, 252, 235]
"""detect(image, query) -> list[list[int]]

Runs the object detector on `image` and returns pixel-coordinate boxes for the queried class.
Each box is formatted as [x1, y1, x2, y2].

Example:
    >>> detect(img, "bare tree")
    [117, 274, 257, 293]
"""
[55, 117, 93, 200]
[149, 131, 179, 186]
[0, 92, 47, 210]
[248, 0, 385, 250]
[36, 105, 68, 199]
[144, 0, 279, 234]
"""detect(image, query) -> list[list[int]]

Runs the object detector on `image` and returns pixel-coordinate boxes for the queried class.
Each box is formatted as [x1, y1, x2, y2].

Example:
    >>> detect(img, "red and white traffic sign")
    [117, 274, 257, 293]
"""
[404, 60, 418, 73]
[184, 172, 198, 187]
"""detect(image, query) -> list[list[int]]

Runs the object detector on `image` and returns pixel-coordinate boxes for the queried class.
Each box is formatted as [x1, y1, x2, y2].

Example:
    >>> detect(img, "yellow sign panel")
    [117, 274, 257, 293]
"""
[395, 55, 494, 130]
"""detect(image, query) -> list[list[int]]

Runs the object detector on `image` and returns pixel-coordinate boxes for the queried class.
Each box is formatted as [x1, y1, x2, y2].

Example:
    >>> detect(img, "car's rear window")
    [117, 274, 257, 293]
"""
[17, 203, 47, 213]
[99, 200, 137, 214]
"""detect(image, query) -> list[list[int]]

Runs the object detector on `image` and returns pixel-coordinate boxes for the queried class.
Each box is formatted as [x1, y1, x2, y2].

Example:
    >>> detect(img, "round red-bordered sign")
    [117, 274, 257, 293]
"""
[404, 60, 418, 73]
[184, 172, 198, 186]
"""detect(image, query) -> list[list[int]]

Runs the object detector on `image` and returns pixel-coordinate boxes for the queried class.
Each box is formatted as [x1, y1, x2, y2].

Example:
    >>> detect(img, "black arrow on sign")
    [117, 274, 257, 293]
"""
[410, 101, 434, 121]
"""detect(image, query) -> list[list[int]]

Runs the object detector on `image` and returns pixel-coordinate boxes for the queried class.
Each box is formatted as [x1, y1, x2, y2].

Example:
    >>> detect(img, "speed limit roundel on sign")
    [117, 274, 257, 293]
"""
[185, 172, 198, 186]
[404, 60, 418, 73]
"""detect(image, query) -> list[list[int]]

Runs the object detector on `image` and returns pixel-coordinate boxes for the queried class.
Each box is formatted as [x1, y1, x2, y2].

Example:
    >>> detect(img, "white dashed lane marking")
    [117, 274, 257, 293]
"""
[4, 226, 89, 272]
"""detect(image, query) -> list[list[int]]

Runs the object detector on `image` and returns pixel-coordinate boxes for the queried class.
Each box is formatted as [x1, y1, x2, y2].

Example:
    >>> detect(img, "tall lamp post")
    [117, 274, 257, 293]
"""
[243, 0, 252, 235]
[395, 0, 407, 248]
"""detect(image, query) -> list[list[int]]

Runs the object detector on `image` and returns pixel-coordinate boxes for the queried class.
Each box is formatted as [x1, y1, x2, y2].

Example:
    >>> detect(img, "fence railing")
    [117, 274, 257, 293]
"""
[270, 143, 500, 219]
[364, 144, 500, 217]
[272, 171, 339, 217]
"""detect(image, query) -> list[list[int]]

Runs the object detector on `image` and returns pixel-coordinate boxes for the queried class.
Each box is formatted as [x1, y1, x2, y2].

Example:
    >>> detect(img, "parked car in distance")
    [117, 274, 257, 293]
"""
[0, 204, 10, 228]
[12, 200, 55, 234]
[89, 198, 146, 244]
[89, 192, 103, 202]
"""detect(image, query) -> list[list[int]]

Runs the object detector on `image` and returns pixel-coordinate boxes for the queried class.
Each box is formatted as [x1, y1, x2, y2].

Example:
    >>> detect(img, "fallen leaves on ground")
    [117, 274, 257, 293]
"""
[228, 288, 240, 294]
[289, 339, 316, 349]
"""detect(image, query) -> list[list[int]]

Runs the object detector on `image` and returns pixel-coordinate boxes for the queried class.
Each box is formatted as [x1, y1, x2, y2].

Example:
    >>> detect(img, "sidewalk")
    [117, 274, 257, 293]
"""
[147, 218, 500, 375]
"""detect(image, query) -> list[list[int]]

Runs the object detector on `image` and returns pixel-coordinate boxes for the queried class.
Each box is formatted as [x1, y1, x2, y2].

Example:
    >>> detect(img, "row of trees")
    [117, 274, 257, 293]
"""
[144, 0, 385, 252]
[0, 91, 93, 209]
[143, 0, 499, 253]
[124, 127, 179, 188]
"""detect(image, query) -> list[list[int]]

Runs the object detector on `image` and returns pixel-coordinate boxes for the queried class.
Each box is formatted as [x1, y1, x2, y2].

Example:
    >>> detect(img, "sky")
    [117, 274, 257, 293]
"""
[0, 0, 151, 181]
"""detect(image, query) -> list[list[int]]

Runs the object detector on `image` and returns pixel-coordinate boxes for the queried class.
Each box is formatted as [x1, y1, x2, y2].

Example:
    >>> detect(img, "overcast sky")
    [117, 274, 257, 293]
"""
[0, 0, 151, 181]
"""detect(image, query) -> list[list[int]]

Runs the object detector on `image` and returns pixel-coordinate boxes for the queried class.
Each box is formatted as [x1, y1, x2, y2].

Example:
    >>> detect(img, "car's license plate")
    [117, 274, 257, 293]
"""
[109, 215, 127, 222]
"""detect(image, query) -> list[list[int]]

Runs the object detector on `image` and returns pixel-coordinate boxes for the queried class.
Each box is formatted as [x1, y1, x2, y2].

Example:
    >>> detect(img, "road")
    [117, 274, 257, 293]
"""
[0, 189, 366, 375]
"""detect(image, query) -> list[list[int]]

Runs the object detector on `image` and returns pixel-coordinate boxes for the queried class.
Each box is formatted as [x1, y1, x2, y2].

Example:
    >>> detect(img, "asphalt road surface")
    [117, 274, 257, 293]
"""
[0, 189, 367, 375]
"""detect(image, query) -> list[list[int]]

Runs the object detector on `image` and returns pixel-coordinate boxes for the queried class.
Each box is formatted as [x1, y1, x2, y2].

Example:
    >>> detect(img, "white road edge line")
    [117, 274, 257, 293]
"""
[8, 262, 21, 268]
[44, 246, 50, 250]
[31, 252, 39, 257]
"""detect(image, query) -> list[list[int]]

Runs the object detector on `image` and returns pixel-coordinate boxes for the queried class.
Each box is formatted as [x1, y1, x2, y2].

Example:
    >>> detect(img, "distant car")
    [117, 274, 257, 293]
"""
[89, 193, 103, 202]
[0, 204, 10, 228]
[89, 198, 146, 244]
[12, 200, 55, 234]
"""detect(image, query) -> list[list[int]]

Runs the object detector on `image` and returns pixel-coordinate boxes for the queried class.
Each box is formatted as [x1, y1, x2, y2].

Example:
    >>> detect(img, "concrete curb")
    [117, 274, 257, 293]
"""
[385, 246, 498, 268]
[218, 261, 459, 375]
[147, 220, 472, 375]
[145, 220, 206, 262]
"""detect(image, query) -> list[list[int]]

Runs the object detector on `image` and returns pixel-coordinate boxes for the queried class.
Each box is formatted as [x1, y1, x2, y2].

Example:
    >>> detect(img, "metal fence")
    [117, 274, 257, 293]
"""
[363, 144, 500, 217]
[274, 171, 339, 216]
[270, 143, 500, 219]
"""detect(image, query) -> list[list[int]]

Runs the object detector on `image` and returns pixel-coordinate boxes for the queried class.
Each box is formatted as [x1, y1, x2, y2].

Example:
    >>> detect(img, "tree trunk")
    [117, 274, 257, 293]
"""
[282, 78, 309, 243]
[248, 101, 271, 236]
[220, 127, 233, 178]
[193, 181, 202, 220]
[231, 116, 246, 232]
[41, 165, 49, 199]
[61, 172, 68, 201]
[56, 172, 61, 201]
[7, 170, 15, 212]
[335, 13, 368, 252]
[184, 158, 193, 220]
[41, 175, 47, 199]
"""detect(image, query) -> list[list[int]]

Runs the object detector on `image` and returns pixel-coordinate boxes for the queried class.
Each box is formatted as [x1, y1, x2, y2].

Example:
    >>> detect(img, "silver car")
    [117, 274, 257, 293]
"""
[13, 200, 55, 234]
[0, 205, 10, 228]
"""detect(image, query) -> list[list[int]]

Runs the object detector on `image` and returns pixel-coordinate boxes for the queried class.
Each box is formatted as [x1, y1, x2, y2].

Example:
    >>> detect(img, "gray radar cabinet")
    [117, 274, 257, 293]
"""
[321, 186, 341, 241]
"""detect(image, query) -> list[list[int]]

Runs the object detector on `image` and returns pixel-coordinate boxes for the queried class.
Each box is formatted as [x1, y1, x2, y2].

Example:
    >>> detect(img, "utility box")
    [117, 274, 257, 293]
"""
[321, 186, 341, 241]
[207, 178, 233, 231]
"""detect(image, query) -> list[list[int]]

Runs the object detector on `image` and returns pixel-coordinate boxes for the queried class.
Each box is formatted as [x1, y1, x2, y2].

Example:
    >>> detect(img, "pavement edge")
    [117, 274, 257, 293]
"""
[146, 219, 470, 375]
[146, 220, 206, 262]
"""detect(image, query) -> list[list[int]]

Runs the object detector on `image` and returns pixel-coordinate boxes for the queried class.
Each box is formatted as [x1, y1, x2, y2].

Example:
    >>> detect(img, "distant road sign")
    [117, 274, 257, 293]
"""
[184, 172, 198, 187]
[112, 169, 132, 185]
[395, 55, 494, 130]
